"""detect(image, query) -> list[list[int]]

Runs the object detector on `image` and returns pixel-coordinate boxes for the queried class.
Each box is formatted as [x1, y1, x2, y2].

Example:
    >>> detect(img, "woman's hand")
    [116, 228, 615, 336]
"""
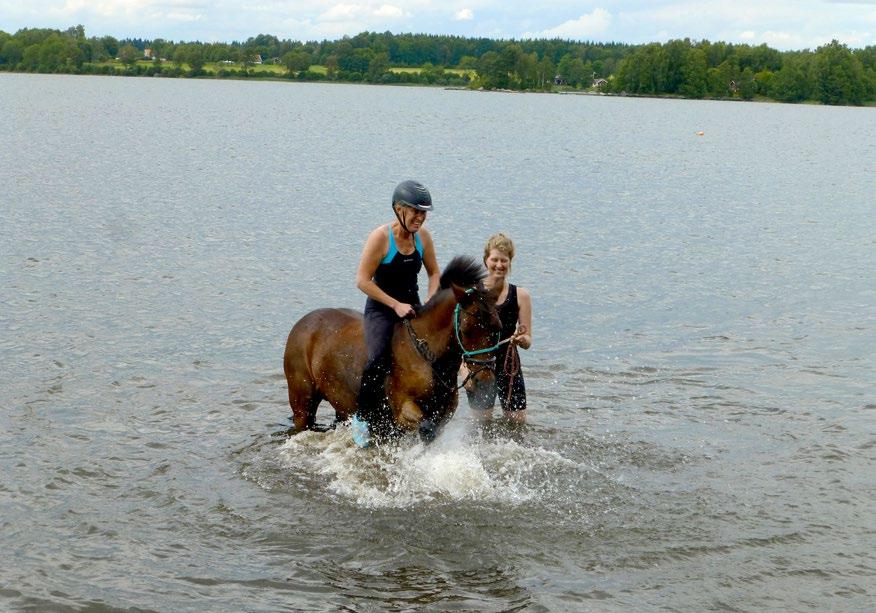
[511, 324, 531, 350]
[393, 301, 416, 319]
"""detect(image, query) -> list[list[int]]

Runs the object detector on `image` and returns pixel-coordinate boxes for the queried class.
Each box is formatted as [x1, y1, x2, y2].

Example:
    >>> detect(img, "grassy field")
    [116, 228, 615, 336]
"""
[91, 59, 470, 78]
[390, 66, 475, 78]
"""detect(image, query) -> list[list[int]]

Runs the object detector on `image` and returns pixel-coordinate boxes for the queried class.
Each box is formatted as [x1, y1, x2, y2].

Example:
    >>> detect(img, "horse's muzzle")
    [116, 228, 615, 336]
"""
[418, 419, 437, 443]
[465, 380, 498, 412]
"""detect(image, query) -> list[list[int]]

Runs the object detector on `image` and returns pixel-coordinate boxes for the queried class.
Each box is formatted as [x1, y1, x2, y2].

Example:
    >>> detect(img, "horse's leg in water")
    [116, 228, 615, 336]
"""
[286, 372, 322, 432]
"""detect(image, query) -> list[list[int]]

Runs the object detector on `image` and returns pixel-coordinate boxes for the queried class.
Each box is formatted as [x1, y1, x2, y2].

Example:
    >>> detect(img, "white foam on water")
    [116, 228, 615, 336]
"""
[276, 420, 578, 509]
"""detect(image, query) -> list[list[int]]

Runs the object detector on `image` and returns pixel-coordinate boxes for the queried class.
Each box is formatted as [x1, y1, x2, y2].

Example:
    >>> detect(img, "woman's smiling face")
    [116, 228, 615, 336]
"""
[485, 248, 511, 278]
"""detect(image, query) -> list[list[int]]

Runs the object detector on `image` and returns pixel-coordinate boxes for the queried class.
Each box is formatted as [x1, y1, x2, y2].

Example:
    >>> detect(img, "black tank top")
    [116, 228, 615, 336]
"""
[366, 226, 423, 313]
[497, 284, 519, 340]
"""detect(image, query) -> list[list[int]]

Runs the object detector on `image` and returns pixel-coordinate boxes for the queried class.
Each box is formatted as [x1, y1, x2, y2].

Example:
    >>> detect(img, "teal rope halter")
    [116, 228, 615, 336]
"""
[453, 287, 510, 360]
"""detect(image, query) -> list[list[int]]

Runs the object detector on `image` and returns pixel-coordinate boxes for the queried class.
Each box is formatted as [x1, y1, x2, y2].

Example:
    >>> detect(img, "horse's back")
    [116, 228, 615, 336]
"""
[284, 308, 366, 418]
[285, 307, 363, 366]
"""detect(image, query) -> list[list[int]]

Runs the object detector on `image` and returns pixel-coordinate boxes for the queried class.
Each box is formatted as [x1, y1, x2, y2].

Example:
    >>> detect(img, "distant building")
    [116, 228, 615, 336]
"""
[554, 74, 567, 86]
[144, 48, 154, 59]
[252, 54, 263, 65]
[592, 78, 608, 89]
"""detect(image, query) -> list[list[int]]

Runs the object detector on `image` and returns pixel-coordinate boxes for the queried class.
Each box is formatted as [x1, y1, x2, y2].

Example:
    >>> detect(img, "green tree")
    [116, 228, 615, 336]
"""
[282, 50, 310, 75]
[458, 55, 477, 70]
[325, 54, 339, 79]
[0, 39, 23, 67]
[367, 51, 389, 82]
[99, 36, 119, 59]
[679, 47, 707, 98]
[515, 51, 538, 89]
[659, 39, 691, 93]
[172, 46, 186, 69]
[237, 47, 253, 74]
[476, 50, 501, 88]
[814, 40, 866, 105]
[707, 59, 740, 97]
[754, 70, 777, 96]
[536, 55, 555, 90]
[339, 47, 373, 73]
[38, 33, 83, 71]
[118, 43, 139, 67]
[569, 58, 592, 88]
[770, 53, 814, 102]
[89, 38, 109, 62]
[854, 46, 876, 100]
[186, 45, 205, 74]
[420, 62, 445, 84]
[65, 25, 85, 40]
[738, 67, 756, 100]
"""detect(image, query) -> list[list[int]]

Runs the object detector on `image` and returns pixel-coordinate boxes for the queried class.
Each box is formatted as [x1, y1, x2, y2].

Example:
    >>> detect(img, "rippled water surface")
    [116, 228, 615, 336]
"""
[1, 73, 874, 611]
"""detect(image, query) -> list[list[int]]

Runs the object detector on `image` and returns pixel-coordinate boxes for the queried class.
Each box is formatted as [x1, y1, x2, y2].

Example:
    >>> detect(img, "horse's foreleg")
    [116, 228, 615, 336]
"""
[395, 398, 424, 431]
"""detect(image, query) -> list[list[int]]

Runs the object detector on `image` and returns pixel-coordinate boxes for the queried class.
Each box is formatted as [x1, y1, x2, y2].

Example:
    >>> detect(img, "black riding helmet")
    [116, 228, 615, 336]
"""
[392, 180, 433, 212]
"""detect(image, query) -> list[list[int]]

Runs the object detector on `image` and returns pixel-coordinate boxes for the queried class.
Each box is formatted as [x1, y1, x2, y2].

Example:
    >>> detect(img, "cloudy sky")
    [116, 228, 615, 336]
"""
[1, 1, 874, 50]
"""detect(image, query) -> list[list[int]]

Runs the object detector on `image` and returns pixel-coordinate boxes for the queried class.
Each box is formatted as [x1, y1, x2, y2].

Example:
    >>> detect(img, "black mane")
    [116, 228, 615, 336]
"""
[439, 255, 487, 289]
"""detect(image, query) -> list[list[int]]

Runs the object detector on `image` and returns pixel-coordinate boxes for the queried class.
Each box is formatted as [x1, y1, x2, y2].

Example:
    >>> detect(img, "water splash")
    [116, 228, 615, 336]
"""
[276, 419, 577, 509]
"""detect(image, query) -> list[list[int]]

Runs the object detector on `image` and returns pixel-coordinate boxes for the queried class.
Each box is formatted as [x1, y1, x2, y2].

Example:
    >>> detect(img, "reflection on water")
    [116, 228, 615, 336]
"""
[1, 73, 874, 610]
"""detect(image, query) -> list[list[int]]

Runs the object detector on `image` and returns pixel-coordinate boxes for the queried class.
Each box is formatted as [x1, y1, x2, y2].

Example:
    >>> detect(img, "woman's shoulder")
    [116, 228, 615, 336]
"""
[514, 285, 531, 302]
[362, 224, 390, 253]
[366, 223, 391, 241]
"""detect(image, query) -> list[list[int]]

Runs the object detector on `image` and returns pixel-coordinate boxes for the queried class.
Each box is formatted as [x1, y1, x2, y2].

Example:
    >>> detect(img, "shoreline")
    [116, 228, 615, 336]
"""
[2, 68, 873, 108]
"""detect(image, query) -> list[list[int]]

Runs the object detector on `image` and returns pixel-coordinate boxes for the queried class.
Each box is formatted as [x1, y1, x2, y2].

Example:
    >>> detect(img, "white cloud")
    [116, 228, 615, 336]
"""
[760, 30, 799, 46]
[166, 11, 202, 23]
[375, 4, 404, 19]
[739, 30, 755, 40]
[320, 3, 404, 22]
[524, 8, 612, 40]
[321, 4, 368, 21]
[50, 0, 141, 18]
[455, 9, 474, 21]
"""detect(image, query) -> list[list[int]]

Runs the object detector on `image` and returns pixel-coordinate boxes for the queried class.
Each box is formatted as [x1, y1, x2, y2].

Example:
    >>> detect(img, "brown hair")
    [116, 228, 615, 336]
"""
[483, 233, 515, 261]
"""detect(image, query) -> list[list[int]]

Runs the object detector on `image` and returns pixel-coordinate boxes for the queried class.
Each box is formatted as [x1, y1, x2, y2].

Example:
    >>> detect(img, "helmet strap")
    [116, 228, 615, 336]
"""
[393, 204, 417, 235]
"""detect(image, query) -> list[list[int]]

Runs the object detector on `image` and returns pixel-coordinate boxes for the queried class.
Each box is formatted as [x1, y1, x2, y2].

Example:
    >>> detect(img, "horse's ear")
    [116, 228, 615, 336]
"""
[451, 283, 475, 305]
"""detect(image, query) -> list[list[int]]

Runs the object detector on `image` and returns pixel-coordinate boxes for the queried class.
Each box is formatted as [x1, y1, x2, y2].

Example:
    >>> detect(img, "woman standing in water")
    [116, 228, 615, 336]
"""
[352, 180, 440, 445]
[467, 233, 532, 424]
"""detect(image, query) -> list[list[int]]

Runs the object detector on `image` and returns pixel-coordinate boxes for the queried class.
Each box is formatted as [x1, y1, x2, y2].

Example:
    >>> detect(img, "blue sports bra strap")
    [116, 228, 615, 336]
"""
[381, 224, 397, 265]
[414, 232, 423, 257]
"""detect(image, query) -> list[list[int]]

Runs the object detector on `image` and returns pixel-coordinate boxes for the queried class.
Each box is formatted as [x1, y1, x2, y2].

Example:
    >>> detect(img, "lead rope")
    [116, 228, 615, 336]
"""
[503, 342, 521, 407]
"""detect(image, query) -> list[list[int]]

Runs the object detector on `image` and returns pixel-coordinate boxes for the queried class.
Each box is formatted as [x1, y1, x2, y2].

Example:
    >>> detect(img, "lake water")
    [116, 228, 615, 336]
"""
[1, 72, 874, 611]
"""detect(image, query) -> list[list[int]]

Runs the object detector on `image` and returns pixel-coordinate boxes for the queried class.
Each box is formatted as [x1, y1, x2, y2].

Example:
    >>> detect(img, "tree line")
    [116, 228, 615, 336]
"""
[1, 25, 873, 105]
[607, 38, 874, 106]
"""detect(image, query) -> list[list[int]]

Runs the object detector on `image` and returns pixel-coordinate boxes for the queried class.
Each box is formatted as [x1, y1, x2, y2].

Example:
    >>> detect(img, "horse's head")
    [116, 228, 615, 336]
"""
[392, 256, 501, 443]
[441, 256, 502, 414]
[450, 281, 502, 412]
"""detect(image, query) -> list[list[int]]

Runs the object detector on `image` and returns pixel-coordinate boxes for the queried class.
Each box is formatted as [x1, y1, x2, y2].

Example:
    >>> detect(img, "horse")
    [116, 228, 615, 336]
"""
[283, 255, 502, 442]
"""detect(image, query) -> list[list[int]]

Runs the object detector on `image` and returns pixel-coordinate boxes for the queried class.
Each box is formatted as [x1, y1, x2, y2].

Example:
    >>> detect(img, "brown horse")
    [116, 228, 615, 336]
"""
[283, 256, 502, 442]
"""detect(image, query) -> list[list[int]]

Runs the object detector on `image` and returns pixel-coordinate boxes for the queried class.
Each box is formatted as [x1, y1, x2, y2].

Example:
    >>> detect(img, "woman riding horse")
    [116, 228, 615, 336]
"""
[352, 180, 440, 445]
[283, 256, 501, 444]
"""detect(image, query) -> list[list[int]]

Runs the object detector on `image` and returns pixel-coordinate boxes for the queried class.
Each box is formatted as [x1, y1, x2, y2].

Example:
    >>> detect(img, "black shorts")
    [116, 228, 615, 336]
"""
[471, 346, 526, 412]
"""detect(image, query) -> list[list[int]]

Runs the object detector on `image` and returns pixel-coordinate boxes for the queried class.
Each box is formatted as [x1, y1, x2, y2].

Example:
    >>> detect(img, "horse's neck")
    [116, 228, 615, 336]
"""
[413, 291, 456, 358]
